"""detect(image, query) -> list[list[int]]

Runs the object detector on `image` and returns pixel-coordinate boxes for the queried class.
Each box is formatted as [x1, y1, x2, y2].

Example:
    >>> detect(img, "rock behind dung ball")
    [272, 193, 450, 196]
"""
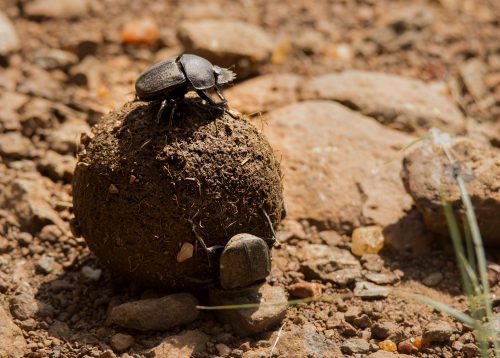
[72, 100, 284, 290]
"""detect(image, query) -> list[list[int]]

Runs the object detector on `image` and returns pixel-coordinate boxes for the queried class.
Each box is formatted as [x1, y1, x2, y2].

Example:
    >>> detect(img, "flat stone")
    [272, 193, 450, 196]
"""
[0, 10, 20, 55]
[372, 321, 399, 340]
[301, 71, 465, 135]
[319, 267, 362, 286]
[148, 329, 209, 357]
[353, 281, 390, 299]
[208, 283, 287, 336]
[341, 338, 371, 354]
[364, 272, 398, 285]
[262, 101, 429, 252]
[108, 293, 199, 331]
[0, 132, 36, 159]
[0, 305, 26, 358]
[224, 74, 302, 114]
[177, 20, 274, 78]
[423, 320, 453, 343]
[318, 230, 343, 246]
[295, 244, 360, 267]
[402, 137, 500, 246]
[272, 326, 342, 357]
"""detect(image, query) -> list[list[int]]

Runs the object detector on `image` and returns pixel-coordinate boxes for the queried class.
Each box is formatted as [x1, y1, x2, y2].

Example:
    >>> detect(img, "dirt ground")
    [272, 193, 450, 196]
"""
[0, 0, 499, 357]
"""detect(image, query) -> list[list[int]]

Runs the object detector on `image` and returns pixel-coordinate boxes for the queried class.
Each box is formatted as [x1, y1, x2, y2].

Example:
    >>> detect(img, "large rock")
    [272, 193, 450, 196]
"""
[208, 283, 287, 336]
[0, 11, 20, 56]
[177, 20, 274, 78]
[402, 137, 500, 246]
[301, 71, 465, 135]
[224, 74, 302, 114]
[262, 101, 426, 250]
[147, 330, 209, 357]
[108, 293, 199, 331]
[0, 306, 27, 358]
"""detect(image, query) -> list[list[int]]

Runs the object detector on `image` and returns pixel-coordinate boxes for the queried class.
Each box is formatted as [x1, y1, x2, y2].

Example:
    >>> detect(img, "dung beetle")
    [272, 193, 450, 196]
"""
[135, 54, 236, 121]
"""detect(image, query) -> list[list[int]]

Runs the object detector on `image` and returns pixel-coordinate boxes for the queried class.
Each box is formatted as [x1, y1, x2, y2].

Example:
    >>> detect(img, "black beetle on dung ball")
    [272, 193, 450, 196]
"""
[135, 54, 236, 122]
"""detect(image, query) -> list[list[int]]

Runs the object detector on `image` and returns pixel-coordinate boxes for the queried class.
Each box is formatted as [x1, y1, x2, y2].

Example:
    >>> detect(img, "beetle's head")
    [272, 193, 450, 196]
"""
[214, 65, 236, 85]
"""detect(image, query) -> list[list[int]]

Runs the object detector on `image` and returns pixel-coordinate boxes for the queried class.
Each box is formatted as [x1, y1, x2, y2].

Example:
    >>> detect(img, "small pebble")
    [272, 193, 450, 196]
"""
[397, 339, 415, 354]
[423, 272, 443, 286]
[36, 256, 55, 274]
[378, 339, 397, 352]
[81, 266, 102, 281]
[351, 226, 384, 256]
[462, 343, 479, 356]
[287, 282, 322, 298]
[110, 333, 134, 353]
[176, 242, 194, 263]
[121, 18, 160, 46]
[215, 343, 231, 357]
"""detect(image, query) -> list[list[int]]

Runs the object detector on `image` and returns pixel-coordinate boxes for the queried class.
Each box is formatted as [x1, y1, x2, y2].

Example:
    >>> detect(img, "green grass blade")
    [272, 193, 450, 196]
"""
[456, 177, 493, 320]
[411, 294, 479, 328]
[464, 219, 477, 273]
[441, 195, 474, 298]
[399, 135, 432, 153]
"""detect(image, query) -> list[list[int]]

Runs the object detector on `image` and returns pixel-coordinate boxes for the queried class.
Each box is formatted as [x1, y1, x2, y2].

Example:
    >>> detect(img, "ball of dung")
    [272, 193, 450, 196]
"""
[72, 100, 284, 290]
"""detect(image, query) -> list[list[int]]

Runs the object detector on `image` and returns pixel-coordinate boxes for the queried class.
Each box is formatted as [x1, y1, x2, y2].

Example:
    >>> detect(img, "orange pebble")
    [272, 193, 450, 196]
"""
[121, 18, 160, 46]
[288, 282, 322, 298]
[413, 336, 424, 349]
[398, 339, 415, 354]
[378, 340, 397, 352]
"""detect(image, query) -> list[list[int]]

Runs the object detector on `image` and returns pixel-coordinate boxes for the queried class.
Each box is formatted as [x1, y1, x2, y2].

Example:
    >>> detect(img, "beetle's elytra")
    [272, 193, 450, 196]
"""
[135, 54, 236, 121]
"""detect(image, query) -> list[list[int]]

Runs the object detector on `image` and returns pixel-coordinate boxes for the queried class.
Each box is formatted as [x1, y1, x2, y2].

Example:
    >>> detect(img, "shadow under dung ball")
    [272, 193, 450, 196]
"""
[72, 100, 284, 290]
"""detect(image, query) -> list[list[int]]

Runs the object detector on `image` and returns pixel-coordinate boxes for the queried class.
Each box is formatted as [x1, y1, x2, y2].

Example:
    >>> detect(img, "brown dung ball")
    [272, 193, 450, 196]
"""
[72, 100, 284, 290]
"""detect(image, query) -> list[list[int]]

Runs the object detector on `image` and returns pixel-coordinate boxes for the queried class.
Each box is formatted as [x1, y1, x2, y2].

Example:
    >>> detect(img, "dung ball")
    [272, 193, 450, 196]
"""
[72, 100, 284, 290]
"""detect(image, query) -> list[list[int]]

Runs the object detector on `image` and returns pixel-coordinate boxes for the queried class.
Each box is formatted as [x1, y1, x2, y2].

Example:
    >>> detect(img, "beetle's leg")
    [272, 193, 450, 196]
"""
[214, 85, 227, 105]
[196, 89, 216, 105]
[157, 99, 168, 123]
[168, 99, 177, 127]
